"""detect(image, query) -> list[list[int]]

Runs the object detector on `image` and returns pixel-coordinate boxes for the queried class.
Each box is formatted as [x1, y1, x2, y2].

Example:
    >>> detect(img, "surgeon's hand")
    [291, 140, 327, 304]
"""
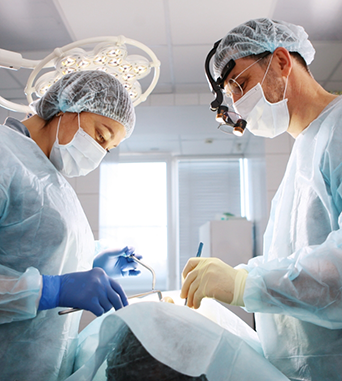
[93, 246, 142, 278]
[38, 268, 128, 316]
[180, 257, 248, 309]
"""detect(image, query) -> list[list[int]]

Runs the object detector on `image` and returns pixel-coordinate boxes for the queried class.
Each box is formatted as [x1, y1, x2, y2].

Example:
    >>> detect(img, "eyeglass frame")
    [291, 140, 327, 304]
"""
[223, 52, 271, 97]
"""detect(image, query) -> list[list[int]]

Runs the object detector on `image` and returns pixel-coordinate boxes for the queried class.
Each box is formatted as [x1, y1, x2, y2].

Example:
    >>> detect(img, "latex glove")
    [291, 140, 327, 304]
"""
[38, 267, 128, 316]
[180, 257, 248, 309]
[93, 246, 142, 278]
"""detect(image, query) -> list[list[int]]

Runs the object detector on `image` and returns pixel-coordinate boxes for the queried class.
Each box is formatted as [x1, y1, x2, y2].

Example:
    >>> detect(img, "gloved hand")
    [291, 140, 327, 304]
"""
[180, 257, 248, 309]
[38, 267, 128, 316]
[93, 246, 142, 278]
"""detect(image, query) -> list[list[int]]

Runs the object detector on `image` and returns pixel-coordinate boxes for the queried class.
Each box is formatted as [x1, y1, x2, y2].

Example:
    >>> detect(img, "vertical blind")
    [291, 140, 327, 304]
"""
[178, 159, 242, 272]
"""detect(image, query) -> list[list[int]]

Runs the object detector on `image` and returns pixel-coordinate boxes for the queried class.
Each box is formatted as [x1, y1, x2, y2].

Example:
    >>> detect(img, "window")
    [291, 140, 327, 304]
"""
[100, 161, 168, 293]
[99, 157, 247, 293]
[178, 159, 242, 273]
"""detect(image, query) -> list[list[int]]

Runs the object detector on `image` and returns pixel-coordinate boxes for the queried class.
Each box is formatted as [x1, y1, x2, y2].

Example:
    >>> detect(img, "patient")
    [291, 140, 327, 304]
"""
[67, 295, 288, 381]
[106, 324, 208, 381]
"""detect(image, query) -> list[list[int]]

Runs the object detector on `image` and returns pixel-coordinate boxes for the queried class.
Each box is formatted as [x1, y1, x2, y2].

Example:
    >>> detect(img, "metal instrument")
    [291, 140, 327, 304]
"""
[58, 255, 162, 316]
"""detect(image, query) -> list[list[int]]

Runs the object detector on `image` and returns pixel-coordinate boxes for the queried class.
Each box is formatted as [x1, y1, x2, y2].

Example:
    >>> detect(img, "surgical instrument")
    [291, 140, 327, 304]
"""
[58, 254, 162, 315]
[184, 242, 203, 306]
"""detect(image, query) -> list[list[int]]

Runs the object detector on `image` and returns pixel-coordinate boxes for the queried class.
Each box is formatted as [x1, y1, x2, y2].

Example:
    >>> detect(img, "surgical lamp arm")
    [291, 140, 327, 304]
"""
[0, 48, 52, 70]
[0, 48, 53, 114]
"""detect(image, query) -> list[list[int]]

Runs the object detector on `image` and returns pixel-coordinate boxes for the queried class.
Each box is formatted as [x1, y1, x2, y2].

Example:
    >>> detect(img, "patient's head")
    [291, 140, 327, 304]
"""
[106, 324, 208, 381]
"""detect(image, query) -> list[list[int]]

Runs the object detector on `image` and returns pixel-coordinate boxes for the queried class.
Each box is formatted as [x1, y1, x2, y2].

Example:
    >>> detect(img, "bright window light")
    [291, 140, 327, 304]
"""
[99, 162, 168, 293]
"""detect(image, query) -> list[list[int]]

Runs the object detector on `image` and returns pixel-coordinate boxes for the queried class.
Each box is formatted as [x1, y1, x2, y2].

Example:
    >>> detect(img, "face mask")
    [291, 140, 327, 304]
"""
[49, 113, 107, 177]
[234, 55, 290, 138]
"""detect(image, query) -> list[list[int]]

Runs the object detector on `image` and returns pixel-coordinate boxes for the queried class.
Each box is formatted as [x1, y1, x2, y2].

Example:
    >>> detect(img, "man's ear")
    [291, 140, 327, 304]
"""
[272, 47, 292, 77]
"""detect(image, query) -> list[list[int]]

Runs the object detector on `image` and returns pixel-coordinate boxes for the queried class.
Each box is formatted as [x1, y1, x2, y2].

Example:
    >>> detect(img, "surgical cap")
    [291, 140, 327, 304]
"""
[213, 18, 315, 80]
[33, 70, 135, 138]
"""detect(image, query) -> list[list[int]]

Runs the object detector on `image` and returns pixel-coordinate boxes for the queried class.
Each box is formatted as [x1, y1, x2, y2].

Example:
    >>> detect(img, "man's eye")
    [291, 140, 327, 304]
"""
[239, 81, 246, 90]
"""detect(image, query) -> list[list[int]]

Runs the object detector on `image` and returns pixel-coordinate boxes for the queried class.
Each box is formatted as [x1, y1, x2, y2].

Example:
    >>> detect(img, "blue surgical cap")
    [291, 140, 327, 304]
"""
[33, 70, 136, 139]
[213, 18, 315, 80]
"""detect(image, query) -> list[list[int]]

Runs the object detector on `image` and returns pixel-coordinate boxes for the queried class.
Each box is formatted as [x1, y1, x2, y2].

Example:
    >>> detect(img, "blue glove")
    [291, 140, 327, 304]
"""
[93, 246, 142, 278]
[38, 267, 128, 316]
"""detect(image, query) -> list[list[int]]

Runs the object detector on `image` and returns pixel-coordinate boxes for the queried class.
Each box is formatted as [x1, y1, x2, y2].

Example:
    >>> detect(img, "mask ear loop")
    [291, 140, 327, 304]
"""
[283, 76, 289, 100]
[55, 114, 63, 144]
[260, 54, 273, 86]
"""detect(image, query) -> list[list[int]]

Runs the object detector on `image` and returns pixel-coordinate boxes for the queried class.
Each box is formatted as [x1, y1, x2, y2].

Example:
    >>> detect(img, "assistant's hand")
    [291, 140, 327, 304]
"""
[180, 257, 248, 309]
[38, 268, 128, 316]
[93, 246, 142, 278]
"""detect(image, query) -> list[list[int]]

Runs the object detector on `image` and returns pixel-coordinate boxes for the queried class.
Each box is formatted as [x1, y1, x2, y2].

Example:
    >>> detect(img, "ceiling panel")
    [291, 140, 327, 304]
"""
[168, 0, 276, 45]
[323, 81, 342, 93]
[173, 45, 211, 83]
[0, 0, 71, 51]
[57, 0, 167, 44]
[330, 61, 342, 81]
[0, 71, 24, 89]
[309, 43, 342, 82]
[273, 0, 342, 41]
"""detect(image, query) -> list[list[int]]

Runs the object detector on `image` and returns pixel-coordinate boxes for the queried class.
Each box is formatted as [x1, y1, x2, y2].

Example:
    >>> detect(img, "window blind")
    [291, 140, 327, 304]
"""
[178, 159, 241, 271]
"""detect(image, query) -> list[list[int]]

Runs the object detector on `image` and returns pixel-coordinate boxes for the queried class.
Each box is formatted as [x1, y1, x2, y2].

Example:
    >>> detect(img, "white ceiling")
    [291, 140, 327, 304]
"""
[0, 0, 341, 155]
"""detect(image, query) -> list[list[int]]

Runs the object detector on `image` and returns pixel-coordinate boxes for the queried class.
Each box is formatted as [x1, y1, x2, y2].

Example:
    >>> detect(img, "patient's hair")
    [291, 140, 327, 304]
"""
[106, 325, 208, 381]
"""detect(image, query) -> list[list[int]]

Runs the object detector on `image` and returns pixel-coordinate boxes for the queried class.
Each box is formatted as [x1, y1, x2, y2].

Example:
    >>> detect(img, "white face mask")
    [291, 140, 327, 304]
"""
[49, 113, 107, 177]
[234, 55, 290, 138]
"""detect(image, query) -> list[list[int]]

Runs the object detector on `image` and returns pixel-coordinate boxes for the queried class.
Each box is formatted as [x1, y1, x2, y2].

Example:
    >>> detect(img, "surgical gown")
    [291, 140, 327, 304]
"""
[0, 117, 95, 380]
[239, 96, 342, 380]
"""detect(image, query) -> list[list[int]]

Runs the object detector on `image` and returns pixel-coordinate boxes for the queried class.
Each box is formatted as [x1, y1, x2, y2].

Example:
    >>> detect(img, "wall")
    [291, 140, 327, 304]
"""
[66, 169, 100, 240]
[243, 133, 267, 257]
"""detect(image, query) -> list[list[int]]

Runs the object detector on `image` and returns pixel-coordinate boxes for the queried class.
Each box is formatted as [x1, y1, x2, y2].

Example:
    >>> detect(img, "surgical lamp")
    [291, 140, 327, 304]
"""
[0, 36, 160, 114]
[204, 40, 247, 137]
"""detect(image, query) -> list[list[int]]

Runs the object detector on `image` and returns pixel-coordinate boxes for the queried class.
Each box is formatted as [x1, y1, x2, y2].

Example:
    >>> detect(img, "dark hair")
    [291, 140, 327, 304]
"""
[106, 324, 208, 381]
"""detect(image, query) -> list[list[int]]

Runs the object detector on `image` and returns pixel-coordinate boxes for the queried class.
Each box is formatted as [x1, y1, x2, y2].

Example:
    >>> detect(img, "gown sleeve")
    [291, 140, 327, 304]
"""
[0, 184, 42, 324]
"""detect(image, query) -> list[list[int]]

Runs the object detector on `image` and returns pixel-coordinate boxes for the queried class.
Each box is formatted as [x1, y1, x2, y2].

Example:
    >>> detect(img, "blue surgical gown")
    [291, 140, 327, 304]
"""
[240, 96, 342, 380]
[0, 118, 95, 380]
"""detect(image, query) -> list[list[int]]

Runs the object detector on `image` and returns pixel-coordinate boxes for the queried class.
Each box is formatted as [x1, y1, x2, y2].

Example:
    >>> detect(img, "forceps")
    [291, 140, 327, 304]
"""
[58, 255, 162, 316]
[126, 255, 163, 302]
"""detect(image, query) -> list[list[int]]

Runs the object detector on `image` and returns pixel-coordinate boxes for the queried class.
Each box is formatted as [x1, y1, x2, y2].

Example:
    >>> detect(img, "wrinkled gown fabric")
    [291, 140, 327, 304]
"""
[0, 117, 95, 381]
[239, 96, 342, 380]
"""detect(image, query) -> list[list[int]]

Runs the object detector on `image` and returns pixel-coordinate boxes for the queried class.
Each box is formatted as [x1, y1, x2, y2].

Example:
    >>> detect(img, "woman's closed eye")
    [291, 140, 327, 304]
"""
[96, 131, 106, 144]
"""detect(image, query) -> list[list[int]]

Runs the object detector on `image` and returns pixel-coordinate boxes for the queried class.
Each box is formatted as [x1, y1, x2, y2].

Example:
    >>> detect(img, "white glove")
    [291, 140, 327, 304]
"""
[180, 257, 248, 309]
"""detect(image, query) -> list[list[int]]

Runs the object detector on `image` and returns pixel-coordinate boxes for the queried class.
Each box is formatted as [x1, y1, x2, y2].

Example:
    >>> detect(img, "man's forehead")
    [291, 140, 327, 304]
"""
[227, 55, 266, 82]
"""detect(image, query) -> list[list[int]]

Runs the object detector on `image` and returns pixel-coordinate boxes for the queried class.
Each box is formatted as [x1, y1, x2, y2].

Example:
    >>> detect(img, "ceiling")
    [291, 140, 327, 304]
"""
[0, 0, 341, 156]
